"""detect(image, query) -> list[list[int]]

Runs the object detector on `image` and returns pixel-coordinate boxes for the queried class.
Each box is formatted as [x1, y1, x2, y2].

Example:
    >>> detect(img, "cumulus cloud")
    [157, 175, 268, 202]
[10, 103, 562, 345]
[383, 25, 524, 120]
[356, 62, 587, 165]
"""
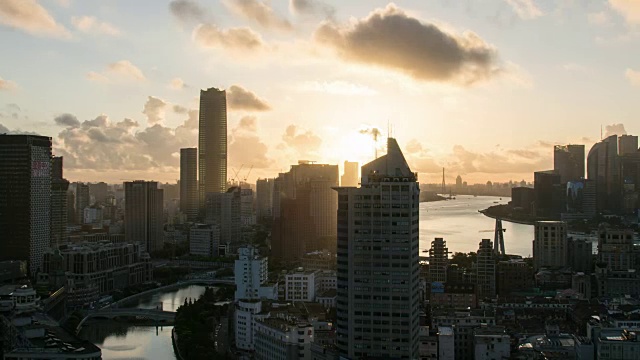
[71, 16, 121, 36]
[609, 0, 640, 25]
[85, 71, 110, 83]
[87, 60, 146, 83]
[0, 0, 70, 38]
[504, 0, 543, 20]
[314, 4, 500, 85]
[289, 0, 334, 18]
[142, 96, 167, 125]
[281, 124, 322, 156]
[54, 113, 80, 127]
[0, 123, 9, 133]
[193, 24, 264, 51]
[224, 0, 292, 31]
[604, 123, 627, 137]
[227, 85, 271, 111]
[626, 68, 640, 86]
[0, 76, 18, 91]
[169, 0, 210, 25]
[169, 77, 188, 90]
[229, 116, 271, 168]
[300, 80, 376, 95]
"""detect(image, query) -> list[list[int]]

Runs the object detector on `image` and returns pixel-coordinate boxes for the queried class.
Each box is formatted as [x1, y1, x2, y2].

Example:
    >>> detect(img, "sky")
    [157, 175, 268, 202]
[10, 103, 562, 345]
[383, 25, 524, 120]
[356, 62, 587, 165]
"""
[1, 0, 639, 185]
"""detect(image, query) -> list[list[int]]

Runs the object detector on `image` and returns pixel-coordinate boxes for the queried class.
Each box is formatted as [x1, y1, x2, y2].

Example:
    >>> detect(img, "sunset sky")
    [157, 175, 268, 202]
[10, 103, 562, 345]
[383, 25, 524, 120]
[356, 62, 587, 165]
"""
[1, 0, 639, 185]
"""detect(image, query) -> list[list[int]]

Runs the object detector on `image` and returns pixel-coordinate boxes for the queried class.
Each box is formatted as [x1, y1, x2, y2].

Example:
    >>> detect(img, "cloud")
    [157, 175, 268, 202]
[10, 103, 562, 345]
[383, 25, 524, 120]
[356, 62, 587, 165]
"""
[0, 76, 18, 91]
[173, 105, 188, 114]
[229, 116, 271, 168]
[300, 80, 376, 95]
[227, 85, 271, 111]
[504, 0, 543, 20]
[54, 113, 80, 127]
[588, 11, 611, 26]
[224, 0, 292, 31]
[359, 126, 382, 142]
[85, 71, 110, 83]
[281, 124, 322, 156]
[0, 0, 70, 38]
[609, 0, 640, 25]
[0, 123, 9, 133]
[314, 4, 500, 85]
[71, 16, 121, 36]
[625, 68, 640, 86]
[193, 24, 265, 51]
[107, 60, 146, 81]
[169, 0, 210, 25]
[169, 77, 188, 90]
[604, 123, 627, 137]
[142, 96, 167, 125]
[289, 0, 334, 18]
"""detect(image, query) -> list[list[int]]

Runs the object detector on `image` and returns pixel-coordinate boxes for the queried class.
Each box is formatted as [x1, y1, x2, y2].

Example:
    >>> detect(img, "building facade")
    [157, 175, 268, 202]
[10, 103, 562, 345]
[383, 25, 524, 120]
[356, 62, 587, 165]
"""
[124, 181, 164, 253]
[180, 147, 198, 222]
[428, 237, 449, 284]
[205, 186, 241, 250]
[533, 221, 568, 270]
[476, 239, 496, 300]
[74, 182, 90, 225]
[554, 144, 585, 184]
[234, 246, 278, 301]
[341, 161, 359, 187]
[256, 178, 274, 223]
[199, 87, 227, 207]
[189, 223, 220, 258]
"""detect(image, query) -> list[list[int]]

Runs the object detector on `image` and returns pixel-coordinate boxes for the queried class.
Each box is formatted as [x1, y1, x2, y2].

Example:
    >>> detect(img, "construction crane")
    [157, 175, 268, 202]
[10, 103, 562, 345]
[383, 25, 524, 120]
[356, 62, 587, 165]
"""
[230, 165, 244, 184]
[242, 165, 254, 183]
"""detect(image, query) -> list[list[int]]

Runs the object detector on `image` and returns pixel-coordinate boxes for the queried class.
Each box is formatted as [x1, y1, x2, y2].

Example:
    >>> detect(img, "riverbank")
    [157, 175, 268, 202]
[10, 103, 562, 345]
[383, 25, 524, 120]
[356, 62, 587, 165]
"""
[478, 208, 536, 225]
[172, 328, 184, 360]
[420, 191, 447, 202]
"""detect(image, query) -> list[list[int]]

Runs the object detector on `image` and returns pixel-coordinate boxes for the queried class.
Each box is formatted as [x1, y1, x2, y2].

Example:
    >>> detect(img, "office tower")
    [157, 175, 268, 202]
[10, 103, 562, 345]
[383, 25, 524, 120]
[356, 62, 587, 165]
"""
[533, 170, 562, 218]
[587, 135, 621, 212]
[199, 87, 227, 207]
[619, 135, 639, 155]
[554, 145, 585, 184]
[476, 239, 496, 299]
[189, 223, 220, 257]
[428, 238, 449, 283]
[533, 221, 568, 270]
[124, 181, 164, 253]
[0, 134, 52, 275]
[256, 178, 274, 223]
[205, 187, 241, 250]
[271, 193, 315, 262]
[565, 179, 597, 219]
[334, 138, 420, 359]
[341, 160, 359, 187]
[180, 147, 198, 221]
[51, 179, 69, 247]
[456, 175, 463, 189]
[89, 182, 108, 204]
[75, 182, 90, 224]
[52, 156, 63, 180]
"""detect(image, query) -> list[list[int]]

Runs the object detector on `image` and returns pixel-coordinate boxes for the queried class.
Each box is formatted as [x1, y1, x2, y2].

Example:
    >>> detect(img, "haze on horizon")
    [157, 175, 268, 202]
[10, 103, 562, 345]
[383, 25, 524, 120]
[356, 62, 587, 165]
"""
[1, 0, 639, 185]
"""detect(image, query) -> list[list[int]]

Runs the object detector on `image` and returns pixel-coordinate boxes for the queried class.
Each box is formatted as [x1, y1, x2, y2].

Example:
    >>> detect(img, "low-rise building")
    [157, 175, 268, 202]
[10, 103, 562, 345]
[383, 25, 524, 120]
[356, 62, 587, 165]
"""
[473, 326, 510, 360]
[189, 223, 220, 257]
[254, 317, 314, 360]
[596, 328, 640, 360]
[315, 290, 336, 309]
[286, 270, 319, 302]
[430, 283, 476, 309]
[301, 251, 335, 271]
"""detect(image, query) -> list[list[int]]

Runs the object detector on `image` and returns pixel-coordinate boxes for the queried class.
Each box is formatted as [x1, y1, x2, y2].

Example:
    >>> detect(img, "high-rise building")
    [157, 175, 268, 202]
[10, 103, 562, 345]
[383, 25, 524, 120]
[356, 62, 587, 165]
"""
[554, 145, 585, 184]
[240, 188, 255, 226]
[341, 160, 359, 187]
[51, 155, 68, 248]
[189, 223, 220, 258]
[256, 178, 274, 222]
[271, 195, 314, 262]
[619, 135, 639, 156]
[533, 170, 563, 218]
[533, 221, 568, 270]
[52, 156, 63, 180]
[205, 187, 241, 250]
[180, 147, 198, 221]
[75, 182, 90, 224]
[588, 135, 621, 212]
[66, 190, 75, 225]
[567, 237, 593, 273]
[456, 175, 463, 189]
[0, 134, 52, 275]
[334, 138, 420, 359]
[89, 182, 108, 204]
[428, 238, 449, 284]
[124, 181, 164, 253]
[476, 239, 496, 299]
[199, 87, 227, 207]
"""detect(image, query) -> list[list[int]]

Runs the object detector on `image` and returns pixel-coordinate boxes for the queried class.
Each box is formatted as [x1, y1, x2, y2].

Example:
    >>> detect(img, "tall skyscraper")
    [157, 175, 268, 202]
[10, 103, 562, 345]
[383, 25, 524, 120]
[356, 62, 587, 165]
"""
[335, 138, 420, 359]
[554, 144, 585, 184]
[0, 134, 52, 275]
[124, 181, 164, 253]
[51, 156, 69, 248]
[180, 147, 198, 221]
[533, 221, 568, 270]
[533, 170, 562, 218]
[476, 239, 496, 299]
[89, 182, 108, 204]
[341, 160, 359, 187]
[428, 238, 449, 283]
[256, 178, 274, 222]
[75, 182, 90, 224]
[588, 135, 621, 212]
[199, 87, 227, 207]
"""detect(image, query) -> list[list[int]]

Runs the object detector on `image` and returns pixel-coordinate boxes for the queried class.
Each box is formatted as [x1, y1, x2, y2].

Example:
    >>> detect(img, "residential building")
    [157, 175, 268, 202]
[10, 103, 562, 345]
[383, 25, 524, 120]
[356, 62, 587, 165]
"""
[199, 87, 227, 207]
[567, 237, 593, 273]
[124, 180, 164, 253]
[334, 137, 421, 359]
[74, 182, 90, 224]
[180, 147, 198, 222]
[189, 223, 220, 257]
[341, 161, 358, 187]
[254, 318, 314, 360]
[256, 178, 274, 222]
[438, 326, 455, 360]
[430, 283, 477, 309]
[496, 259, 533, 296]
[533, 221, 568, 270]
[473, 326, 510, 360]
[428, 237, 449, 284]
[205, 186, 242, 250]
[597, 227, 636, 271]
[596, 328, 640, 359]
[301, 251, 336, 271]
[476, 239, 496, 299]
[234, 246, 278, 301]
[0, 134, 52, 275]
[285, 270, 319, 302]
[432, 311, 496, 360]
[241, 188, 255, 226]
[554, 144, 585, 184]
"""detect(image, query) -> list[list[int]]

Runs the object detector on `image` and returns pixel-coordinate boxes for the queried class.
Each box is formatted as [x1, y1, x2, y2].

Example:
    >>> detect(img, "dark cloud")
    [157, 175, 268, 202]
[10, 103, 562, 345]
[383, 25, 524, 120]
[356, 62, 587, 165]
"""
[605, 123, 627, 137]
[359, 126, 382, 141]
[142, 96, 167, 125]
[228, 85, 272, 111]
[229, 116, 271, 168]
[54, 113, 80, 127]
[169, 0, 210, 24]
[193, 24, 264, 51]
[224, 0, 292, 31]
[289, 0, 334, 19]
[314, 4, 500, 85]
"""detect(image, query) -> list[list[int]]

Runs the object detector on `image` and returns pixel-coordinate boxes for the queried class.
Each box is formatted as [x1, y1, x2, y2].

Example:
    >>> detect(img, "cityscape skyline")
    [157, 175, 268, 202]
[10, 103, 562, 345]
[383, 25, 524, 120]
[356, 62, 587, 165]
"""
[1, 0, 639, 184]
